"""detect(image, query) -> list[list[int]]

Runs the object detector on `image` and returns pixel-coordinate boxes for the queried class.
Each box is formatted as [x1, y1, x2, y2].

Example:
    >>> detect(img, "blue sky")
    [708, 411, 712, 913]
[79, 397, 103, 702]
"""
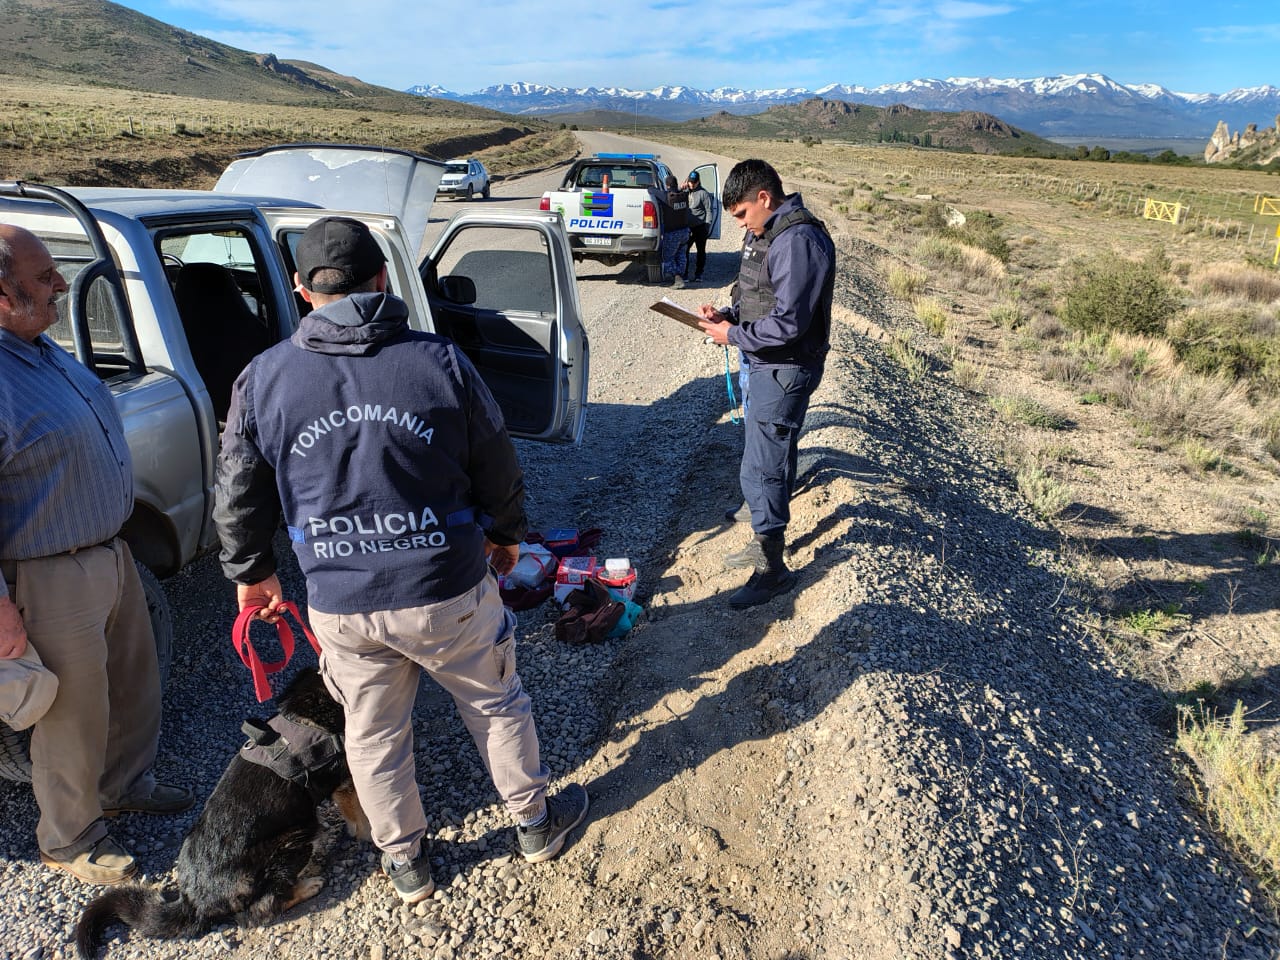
[120, 0, 1275, 95]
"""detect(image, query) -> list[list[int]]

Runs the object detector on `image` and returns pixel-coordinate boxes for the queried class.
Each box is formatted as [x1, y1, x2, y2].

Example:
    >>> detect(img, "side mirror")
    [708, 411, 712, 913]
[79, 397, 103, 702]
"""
[439, 275, 477, 305]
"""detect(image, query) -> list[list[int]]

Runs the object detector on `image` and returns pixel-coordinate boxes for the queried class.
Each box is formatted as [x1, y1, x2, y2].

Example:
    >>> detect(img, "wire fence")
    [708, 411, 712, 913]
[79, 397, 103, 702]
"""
[850, 160, 1280, 263]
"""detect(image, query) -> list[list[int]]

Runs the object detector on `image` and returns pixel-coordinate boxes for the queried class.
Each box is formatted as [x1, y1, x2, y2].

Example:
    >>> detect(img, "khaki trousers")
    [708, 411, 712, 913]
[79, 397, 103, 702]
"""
[311, 574, 549, 861]
[3, 539, 161, 858]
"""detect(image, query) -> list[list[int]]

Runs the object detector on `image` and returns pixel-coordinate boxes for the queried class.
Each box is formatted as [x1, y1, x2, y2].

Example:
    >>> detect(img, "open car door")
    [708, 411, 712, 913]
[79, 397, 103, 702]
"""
[693, 163, 722, 240]
[421, 210, 589, 444]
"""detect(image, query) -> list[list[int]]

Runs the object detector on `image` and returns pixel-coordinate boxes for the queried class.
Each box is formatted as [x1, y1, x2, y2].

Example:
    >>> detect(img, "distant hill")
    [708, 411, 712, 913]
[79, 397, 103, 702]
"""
[410, 75, 1280, 139]
[671, 98, 1067, 156]
[0, 0, 503, 119]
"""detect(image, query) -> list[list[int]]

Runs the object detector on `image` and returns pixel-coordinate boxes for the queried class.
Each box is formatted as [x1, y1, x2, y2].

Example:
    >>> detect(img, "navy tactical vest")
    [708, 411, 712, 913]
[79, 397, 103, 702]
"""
[735, 203, 835, 367]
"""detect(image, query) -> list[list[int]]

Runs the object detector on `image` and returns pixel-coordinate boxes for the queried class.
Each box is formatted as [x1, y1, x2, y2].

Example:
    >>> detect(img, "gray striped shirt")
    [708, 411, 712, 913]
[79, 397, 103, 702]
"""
[0, 329, 133, 598]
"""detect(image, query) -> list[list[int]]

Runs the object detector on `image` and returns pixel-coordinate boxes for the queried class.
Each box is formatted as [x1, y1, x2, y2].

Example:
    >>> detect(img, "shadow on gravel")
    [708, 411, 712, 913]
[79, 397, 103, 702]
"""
[1071, 527, 1280, 618]
[572, 251, 742, 289]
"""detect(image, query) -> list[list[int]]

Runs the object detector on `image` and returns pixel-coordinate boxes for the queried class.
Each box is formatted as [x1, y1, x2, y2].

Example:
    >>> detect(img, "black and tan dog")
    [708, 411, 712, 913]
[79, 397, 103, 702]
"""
[75, 668, 368, 958]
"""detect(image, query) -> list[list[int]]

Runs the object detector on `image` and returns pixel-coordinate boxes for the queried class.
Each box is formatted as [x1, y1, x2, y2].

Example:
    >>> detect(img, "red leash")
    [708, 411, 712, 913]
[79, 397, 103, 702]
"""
[231, 601, 323, 702]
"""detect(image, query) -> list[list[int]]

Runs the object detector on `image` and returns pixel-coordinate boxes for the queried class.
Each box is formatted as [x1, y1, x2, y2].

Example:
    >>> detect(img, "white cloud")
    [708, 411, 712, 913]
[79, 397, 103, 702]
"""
[935, 1, 1015, 20]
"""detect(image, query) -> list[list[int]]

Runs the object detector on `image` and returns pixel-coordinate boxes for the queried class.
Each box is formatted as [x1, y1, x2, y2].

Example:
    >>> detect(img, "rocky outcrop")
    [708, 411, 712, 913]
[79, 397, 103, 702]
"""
[253, 53, 338, 94]
[1206, 115, 1280, 163]
[956, 111, 1015, 136]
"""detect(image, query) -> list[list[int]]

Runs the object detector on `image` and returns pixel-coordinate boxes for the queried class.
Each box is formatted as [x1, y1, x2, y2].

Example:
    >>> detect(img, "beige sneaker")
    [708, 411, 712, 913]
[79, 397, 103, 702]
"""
[40, 835, 137, 885]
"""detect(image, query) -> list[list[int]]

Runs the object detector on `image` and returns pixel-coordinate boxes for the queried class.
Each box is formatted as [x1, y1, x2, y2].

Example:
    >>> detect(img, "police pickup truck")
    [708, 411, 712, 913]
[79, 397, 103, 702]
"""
[539, 153, 720, 282]
[0, 144, 590, 781]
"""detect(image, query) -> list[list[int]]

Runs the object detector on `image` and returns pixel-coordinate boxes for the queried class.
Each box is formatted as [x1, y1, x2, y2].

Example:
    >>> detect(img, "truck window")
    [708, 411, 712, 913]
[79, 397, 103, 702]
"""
[41, 234, 128, 374]
[155, 226, 276, 421]
[433, 226, 556, 315]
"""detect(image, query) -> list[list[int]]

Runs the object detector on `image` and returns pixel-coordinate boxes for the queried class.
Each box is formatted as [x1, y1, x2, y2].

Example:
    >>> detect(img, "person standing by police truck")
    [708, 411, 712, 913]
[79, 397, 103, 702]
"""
[654, 174, 690, 287]
[213, 217, 588, 905]
[696, 160, 836, 610]
[683, 171, 713, 283]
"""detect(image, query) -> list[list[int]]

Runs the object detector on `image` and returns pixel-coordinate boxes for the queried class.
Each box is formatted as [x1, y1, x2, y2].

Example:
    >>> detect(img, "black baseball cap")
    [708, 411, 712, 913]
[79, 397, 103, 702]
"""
[296, 217, 386, 294]
[688, 170, 700, 182]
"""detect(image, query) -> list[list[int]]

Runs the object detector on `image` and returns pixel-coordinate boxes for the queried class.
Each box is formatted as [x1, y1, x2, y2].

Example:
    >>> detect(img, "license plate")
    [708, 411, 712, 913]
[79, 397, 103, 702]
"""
[581, 236, 612, 246]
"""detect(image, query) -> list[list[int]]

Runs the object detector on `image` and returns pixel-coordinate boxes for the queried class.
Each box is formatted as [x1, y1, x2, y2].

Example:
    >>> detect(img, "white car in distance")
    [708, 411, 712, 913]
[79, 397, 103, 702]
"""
[438, 158, 491, 200]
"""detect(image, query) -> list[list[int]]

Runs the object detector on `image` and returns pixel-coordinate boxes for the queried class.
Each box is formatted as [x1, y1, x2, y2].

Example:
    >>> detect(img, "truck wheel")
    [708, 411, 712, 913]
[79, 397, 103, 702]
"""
[482, 182, 491, 199]
[646, 255, 664, 284]
[465, 184, 475, 201]
[134, 561, 174, 688]
[0, 561, 174, 784]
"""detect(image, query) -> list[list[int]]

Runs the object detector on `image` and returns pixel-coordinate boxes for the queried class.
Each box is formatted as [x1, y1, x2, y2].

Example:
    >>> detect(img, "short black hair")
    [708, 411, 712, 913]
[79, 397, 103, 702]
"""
[721, 159, 784, 208]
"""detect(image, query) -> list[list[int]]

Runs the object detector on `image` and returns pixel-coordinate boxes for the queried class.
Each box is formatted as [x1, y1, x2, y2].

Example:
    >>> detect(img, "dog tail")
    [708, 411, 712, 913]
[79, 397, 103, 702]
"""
[75, 886, 205, 958]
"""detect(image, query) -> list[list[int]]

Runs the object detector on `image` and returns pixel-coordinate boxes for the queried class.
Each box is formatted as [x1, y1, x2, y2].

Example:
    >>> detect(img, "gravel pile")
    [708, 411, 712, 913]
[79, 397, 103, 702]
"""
[1, 198, 1276, 960]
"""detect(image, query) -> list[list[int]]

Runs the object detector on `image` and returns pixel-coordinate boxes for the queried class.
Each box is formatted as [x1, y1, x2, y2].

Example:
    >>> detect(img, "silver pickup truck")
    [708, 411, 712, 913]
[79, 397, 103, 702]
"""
[0, 144, 590, 780]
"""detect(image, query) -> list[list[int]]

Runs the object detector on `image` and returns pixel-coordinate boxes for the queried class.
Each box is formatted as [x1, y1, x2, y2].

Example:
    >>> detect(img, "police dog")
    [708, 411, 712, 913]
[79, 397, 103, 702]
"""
[75, 668, 368, 958]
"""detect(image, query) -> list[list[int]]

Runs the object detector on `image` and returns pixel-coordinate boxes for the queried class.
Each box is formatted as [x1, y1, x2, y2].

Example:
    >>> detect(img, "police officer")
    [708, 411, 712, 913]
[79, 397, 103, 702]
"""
[654, 174, 690, 286]
[213, 217, 588, 904]
[697, 160, 836, 609]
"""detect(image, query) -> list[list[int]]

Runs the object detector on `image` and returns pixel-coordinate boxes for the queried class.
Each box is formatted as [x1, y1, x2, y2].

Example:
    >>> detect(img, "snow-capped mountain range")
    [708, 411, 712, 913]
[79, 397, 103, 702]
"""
[406, 74, 1280, 138]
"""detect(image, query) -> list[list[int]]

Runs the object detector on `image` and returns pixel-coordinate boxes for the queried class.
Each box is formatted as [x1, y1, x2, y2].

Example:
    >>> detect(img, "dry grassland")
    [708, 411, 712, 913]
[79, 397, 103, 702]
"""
[654, 133, 1280, 888]
[0, 79, 577, 187]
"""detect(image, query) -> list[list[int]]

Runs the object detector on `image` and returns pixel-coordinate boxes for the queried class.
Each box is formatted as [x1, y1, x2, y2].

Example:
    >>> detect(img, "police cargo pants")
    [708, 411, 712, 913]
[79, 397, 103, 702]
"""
[311, 574, 550, 861]
[741, 364, 821, 536]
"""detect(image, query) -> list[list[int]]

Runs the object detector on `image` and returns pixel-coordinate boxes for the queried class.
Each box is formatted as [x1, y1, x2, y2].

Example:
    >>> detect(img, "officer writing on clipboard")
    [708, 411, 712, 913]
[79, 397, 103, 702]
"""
[697, 159, 836, 610]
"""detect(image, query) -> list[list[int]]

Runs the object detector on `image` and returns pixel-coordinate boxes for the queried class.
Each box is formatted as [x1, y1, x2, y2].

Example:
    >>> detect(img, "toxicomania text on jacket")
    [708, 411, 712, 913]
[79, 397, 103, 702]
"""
[289, 403, 435, 458]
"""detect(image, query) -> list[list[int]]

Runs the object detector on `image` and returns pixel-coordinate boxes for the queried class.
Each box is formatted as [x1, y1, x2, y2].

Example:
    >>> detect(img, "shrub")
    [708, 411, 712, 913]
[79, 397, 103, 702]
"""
[1039, 350, 1090, 384]
[886, 333, 928, 381]
[914, 236, 1006, 286]
[991, 395, 1070, 430]
[1061, 255, 1180, 337]
[1167, 307, 1280, 389]
[1180, 440, 1235, 475]
[941, 211, 1010, 263]
[1192, 263, 1280, 303]
[887, 264, 928, 299]
[1119, 372, 1253, 442]
[915, 297, 949, 336]
[1177, 701, 1280, 893]
[1017, 465, 1073, 518]
[988, 302, 1024, 330]
[950, 360, 988, 391]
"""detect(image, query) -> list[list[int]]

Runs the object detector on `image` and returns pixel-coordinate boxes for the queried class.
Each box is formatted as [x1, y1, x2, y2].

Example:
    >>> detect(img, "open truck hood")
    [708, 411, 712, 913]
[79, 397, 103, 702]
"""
[215, 144, 444, 256]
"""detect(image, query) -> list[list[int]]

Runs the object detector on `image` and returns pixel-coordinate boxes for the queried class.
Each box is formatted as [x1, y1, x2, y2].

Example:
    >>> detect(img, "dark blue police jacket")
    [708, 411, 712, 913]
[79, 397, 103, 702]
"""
[215, 291, 527, 615]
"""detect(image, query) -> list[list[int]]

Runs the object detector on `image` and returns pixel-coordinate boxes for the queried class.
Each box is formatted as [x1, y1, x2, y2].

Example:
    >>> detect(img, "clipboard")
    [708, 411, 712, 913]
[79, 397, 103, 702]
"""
[649, 297, 706, 332]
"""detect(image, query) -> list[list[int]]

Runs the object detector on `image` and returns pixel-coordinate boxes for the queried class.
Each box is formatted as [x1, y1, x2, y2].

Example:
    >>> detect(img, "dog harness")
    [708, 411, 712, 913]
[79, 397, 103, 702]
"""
[240, 713, 344, 801]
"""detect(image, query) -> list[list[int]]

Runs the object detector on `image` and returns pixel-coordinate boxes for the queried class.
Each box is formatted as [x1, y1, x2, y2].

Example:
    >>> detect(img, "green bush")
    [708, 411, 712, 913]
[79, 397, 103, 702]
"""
[1061, 255, 1180, 337]
[1168, 309, 1280, 389]
[943, 211, 1010, 263]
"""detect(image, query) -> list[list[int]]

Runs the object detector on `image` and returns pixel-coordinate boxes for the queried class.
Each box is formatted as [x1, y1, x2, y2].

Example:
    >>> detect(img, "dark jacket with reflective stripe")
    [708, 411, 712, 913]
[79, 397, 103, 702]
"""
[214, 291, 527, 614]
[725, 193, 835, 369]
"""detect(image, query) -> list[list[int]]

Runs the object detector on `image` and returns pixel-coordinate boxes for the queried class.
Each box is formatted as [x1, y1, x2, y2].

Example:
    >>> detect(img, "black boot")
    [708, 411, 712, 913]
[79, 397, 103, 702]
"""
[723, 533, 767, 571]
[729, 535, 796, 609]
[723, 501, 751, 524]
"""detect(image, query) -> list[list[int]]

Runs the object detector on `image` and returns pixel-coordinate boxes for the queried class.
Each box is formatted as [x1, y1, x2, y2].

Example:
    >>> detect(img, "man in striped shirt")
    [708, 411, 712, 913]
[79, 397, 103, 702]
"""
[0, 224, 191, 886]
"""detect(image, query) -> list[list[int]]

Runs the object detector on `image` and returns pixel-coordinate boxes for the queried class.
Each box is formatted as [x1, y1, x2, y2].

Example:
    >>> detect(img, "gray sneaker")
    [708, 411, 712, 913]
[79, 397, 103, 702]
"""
[518, 784, 589, 863]
[381, 849, 435, 903]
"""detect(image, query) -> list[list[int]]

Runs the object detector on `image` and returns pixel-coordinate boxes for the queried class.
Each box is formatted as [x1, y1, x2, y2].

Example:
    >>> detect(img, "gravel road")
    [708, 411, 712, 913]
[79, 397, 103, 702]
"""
[1, 135, 1277, 960]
